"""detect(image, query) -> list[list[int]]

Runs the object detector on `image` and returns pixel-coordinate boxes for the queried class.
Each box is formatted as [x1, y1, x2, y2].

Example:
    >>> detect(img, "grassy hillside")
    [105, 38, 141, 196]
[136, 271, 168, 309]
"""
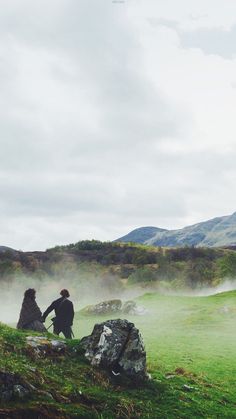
[72, 290, 236, 418]
[0, 323, 162, 418]
[2, 290, 236, 417]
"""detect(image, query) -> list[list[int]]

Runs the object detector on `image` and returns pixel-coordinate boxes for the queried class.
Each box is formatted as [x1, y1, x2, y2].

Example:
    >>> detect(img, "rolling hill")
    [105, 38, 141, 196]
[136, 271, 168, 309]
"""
[116, 212, 236, 247]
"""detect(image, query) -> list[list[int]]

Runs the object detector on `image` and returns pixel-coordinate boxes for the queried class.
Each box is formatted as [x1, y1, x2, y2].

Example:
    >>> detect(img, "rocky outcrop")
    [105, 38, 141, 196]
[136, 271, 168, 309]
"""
[26, 336, 67, 358]
[81, 299, 147, 316]
[80, 319, 148, 382]
[82, 299, 122, 315]
[24, 324, 148, 384]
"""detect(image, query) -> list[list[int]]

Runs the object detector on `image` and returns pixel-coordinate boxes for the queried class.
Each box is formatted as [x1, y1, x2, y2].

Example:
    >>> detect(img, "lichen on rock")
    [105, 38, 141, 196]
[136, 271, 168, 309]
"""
[80, 319, 148, 382]
[26, 336, 67, 358]
[82, 299, 122, 315]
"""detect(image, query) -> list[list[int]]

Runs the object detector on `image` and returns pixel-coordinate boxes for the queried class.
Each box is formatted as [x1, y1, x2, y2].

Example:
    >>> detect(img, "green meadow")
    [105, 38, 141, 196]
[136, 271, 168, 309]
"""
[74, 290, 236, 418]
[3, 290, 236, 418]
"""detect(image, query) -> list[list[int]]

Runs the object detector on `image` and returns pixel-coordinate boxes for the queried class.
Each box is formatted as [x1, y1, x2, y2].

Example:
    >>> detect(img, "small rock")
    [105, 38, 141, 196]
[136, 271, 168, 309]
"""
[51, 340, 67, 352]
[122, 301, 148, 315]
[165, 373, 176, 379]
[182, 384, 198, 392]
[122, 301, 137, 314]
[28, 366, 37, 373]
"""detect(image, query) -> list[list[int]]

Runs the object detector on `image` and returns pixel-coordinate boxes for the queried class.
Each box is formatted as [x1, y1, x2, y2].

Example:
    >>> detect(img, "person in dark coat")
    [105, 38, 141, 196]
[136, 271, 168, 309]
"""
[17, 288, 46, 332]
[42, 289, 74, 339]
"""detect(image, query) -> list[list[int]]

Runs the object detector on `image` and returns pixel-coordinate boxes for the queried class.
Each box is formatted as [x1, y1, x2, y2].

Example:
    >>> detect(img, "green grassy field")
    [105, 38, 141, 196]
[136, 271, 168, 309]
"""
[74, 290, 236, 418]
[3, 290, 236, 418]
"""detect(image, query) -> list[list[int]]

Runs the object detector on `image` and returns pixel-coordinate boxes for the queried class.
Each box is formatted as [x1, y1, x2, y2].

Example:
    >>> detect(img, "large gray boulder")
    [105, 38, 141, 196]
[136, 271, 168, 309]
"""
[80, 319, 148, 382]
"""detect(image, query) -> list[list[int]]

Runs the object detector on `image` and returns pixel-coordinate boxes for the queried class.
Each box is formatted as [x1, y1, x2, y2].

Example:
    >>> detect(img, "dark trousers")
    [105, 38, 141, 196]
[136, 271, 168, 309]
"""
[53, 324, 72, 339]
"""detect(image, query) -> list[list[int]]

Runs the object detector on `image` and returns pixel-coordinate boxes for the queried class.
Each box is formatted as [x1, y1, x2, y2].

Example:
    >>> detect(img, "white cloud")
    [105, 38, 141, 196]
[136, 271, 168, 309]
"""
[0, 0, 235, 249]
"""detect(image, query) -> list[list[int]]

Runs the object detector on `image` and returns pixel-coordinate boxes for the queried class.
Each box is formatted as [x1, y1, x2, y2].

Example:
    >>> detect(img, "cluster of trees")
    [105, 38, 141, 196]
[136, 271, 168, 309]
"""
[48, 240, 158, 265]
[0, 241, 236, 290]
[128, 247, 236, 289]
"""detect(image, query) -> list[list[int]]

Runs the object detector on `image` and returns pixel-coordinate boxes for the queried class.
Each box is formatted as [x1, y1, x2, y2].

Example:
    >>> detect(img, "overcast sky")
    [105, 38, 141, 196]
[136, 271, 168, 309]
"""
[1, 0, 236, 250]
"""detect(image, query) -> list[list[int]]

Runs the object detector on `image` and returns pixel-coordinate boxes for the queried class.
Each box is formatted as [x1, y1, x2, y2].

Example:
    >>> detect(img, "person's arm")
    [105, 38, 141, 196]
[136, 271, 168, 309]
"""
[72, 304, 74, 323]
[69, 302, 75, 326]
[42, 300, 57, 321]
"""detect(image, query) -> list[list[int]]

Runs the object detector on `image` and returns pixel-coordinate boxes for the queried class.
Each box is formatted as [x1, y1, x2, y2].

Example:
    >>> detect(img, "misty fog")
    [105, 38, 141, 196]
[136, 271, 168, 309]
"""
[1, 273, 236, 325]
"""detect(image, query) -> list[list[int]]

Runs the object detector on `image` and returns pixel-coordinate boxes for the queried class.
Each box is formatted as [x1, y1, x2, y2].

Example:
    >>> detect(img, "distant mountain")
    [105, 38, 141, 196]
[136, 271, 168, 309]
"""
[116, 212, 236, 247]
[115, 227, 167, 244]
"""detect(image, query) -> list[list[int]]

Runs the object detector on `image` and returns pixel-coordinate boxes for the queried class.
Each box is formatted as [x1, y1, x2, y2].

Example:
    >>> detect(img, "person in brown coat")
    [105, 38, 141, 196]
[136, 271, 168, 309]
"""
[17, 288, 46, 332]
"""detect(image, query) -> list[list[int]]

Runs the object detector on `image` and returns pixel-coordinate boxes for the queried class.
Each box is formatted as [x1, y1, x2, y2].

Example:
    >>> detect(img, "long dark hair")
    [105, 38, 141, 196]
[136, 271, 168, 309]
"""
[24, 288, 36, 300]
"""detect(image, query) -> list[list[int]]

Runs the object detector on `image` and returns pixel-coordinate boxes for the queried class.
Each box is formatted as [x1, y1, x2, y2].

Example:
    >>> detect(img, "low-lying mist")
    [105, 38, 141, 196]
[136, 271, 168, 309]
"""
[2, 269, 236, 325]
[1, 271, 149, 324]
[155, 278, 236, 297]
[187, 279, 236, 296]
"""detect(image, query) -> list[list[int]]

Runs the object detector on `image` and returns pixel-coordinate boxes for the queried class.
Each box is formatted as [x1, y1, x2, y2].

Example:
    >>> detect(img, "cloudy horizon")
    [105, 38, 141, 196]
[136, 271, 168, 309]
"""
[1, 0, 236, 251]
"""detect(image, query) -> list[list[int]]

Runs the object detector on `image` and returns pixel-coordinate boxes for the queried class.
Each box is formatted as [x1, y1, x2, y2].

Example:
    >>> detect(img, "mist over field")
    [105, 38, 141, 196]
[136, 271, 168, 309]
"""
[2, 270, 236, 325]
[0, 274, 119, 324]
[2, 265, 236, 418]
[156, 278, 236, 297]
[189, 278, 236, 296]
[0, 266, 148, 324]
